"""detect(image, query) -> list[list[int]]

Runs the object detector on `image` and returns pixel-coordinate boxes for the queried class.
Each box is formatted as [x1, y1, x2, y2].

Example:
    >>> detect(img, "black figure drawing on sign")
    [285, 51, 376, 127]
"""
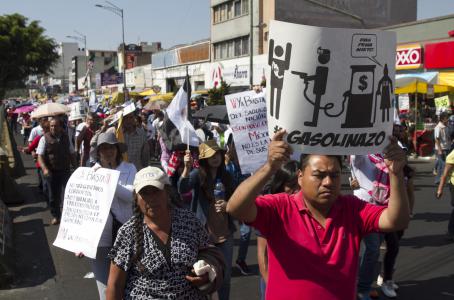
[292, 47, 346, 127]
[374, 64, 393, 122]
[268, 39, 292, 119]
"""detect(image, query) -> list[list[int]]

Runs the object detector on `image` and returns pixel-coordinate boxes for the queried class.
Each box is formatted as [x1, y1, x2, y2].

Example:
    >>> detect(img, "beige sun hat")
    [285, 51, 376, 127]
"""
[198, 139, 222, 160]
[134, 166, 170, 192]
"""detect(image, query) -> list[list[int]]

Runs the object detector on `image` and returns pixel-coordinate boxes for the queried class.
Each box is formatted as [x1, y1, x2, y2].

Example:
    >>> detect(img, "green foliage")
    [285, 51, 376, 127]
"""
[207, 80, 230, 105]
[0, 14, 59, 98]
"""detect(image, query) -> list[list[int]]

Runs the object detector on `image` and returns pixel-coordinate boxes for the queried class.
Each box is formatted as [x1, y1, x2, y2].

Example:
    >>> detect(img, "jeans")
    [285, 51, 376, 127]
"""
[90, 247, 111, 300]
[47, 170, 70, 218]
[435, 150, 449, 184]
[237, 223, 251, 262]
[383, 231, 403, 281]
[357, 233, 381, 294]
[216, 235, 234, 300]
[259, 277, 266, 300]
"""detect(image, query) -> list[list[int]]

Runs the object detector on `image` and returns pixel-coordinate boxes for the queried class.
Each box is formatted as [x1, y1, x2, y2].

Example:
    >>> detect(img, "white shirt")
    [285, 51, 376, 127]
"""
[350, 155, 379, 203]
[36, 134, 75, 155]
[95, 161, 137, 247]
[28, 125, 43, 142]
[434, 122, 451, 151]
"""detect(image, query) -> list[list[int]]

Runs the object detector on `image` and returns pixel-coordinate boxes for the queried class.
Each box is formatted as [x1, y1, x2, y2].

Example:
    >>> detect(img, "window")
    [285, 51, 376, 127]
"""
[234, 0, 241, 16]
[242, 36, 249, 55]
[227, 2, 233, 19]
[214, 35, 250, 60]
[242, 0, 249, 14]
[220, 4, 226, 21]
[214, 6, 220, 23]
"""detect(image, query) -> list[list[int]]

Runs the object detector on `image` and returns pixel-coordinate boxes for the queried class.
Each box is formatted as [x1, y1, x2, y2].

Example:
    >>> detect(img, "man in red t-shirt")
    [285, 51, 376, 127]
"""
[226, 130, 410, 300]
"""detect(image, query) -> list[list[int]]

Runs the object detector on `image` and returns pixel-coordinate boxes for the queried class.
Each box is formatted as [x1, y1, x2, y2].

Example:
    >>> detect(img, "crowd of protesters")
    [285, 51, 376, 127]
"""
[4, 95, 421, 300]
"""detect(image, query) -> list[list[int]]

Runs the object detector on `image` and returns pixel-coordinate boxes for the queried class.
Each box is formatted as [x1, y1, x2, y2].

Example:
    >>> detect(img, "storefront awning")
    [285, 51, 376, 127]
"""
[395, 72, 454, 94]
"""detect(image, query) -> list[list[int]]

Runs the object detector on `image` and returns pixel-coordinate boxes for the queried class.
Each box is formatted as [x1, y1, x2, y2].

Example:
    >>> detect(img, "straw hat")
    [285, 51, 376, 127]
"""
[199, 140, 222, 160]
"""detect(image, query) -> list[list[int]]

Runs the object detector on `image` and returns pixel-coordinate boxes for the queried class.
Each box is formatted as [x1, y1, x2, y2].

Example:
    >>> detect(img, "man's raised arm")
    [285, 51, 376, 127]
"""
[378, 137, 410, 232]
[226, 130, 291, 223]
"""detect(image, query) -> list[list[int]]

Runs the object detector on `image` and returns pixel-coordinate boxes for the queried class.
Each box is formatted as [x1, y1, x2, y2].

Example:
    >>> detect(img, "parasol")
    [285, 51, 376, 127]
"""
[31, 103, 71, 119]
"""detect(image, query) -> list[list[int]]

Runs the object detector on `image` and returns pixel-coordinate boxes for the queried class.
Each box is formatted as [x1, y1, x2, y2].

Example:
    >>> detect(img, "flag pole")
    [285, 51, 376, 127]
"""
[186, 66, 191, 152]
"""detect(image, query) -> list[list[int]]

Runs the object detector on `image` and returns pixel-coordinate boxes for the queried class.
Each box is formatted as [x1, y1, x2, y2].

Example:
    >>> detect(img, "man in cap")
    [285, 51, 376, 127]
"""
[227, 130, 410, 300]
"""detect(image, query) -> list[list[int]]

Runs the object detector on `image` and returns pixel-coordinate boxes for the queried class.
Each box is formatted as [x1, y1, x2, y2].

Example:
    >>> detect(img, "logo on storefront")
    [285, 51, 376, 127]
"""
[396, 44, 422, 70]
[211, 63, 223, 87]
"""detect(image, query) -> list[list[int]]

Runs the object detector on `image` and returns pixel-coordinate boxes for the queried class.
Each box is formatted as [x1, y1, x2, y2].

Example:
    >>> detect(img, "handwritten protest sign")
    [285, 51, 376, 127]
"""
[53, 167, 120, 258]
[225, 91, 268, 174]
[267, 21, 396, 154]
[434, 95, 450, 115]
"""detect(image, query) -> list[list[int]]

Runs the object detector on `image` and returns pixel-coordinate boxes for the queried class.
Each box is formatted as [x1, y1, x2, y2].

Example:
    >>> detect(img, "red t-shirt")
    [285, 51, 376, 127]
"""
[249, 192, 385, 300]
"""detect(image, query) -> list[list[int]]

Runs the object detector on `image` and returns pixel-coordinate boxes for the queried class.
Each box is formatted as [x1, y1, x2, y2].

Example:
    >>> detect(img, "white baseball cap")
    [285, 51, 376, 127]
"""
[133, 167, 170, 192]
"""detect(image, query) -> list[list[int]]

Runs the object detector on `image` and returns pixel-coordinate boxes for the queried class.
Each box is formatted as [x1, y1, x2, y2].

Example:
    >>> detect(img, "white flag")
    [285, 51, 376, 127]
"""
[166, 84, 200, 147]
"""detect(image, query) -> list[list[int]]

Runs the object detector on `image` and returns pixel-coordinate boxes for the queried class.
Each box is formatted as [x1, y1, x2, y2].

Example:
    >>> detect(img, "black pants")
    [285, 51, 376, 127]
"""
[383, 230, 404, 280]
[47, 170, 70, 218]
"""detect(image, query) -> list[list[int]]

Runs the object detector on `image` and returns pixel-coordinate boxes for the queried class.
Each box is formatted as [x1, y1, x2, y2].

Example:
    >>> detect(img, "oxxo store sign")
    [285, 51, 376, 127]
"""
[396, 44, 423, 70]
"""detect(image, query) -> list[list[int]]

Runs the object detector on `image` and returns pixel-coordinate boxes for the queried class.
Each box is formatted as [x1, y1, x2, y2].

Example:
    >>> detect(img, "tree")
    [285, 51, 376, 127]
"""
[0, 14, 59, 99]
[207, 79, 230, 105]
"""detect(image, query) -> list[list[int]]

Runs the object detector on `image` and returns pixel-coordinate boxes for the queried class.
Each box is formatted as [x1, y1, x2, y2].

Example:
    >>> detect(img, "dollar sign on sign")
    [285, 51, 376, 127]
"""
[358, 75, 368, 92]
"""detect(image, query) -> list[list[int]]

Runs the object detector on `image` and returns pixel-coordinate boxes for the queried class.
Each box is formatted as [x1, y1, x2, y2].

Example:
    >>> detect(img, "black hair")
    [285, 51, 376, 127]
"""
[300, 154, 343, 171]
[263, 160, 300, 194]
[96, 144, 123, 166]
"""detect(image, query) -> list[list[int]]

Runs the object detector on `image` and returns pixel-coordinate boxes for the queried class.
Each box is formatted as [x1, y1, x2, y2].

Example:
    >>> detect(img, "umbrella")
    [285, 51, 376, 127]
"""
[14, 101, 32, 108]
[14, 105, 35, 114]
[144, 100, 168, 111]
[192, 105, 229, 124]
[31, 103, 71, 119]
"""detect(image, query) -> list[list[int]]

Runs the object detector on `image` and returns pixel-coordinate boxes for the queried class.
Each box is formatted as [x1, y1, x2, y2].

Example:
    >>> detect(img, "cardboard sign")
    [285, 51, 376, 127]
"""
[225, 91, 268, 174]
[435, 95, 450, 115]
[267, 21, 396, 155]
[53, 167, 120, 258]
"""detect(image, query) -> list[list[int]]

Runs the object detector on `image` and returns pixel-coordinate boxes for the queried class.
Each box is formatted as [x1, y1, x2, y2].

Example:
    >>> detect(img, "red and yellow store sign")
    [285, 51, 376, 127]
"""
[396, 44, 423, 70]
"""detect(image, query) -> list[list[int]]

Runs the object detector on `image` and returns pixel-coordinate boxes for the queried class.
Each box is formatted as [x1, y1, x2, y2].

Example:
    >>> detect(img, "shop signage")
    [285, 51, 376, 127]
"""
[96, 72, 124, 87]
[396, 44, 422, 70]
[425, 41, 454, 69]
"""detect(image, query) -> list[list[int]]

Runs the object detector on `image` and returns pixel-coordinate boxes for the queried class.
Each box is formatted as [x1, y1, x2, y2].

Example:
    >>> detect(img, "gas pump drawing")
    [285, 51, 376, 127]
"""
[292, 47, 347, 127]
[268, 39, 292, 119]
[341, 65, 376, 128]
[375, 64, 393, 122]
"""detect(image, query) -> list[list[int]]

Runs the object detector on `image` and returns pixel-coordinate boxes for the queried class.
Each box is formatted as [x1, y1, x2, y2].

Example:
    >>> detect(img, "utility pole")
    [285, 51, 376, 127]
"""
[249, 0, 254, 88]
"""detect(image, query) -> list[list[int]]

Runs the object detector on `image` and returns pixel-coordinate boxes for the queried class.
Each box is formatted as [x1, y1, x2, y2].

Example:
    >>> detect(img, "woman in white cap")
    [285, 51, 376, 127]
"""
[82, 131, 137, 300]
[106, 166, 224, 299]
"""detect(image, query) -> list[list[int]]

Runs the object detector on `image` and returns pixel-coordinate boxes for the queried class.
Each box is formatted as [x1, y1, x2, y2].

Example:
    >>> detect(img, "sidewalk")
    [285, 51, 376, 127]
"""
[0, 134, 98, 300]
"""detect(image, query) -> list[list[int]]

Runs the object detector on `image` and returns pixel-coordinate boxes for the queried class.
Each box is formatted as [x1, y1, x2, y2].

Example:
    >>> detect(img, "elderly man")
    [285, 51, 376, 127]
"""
[226, 130, 410, 300]
[37, 117, 77, 225]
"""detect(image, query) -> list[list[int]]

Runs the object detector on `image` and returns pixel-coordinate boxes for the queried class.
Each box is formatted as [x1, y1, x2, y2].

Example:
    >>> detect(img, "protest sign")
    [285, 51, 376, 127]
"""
[267, 21, 396, 154]
[225, 91, 268, 174]
[398, 94, 409, 111]
[53, 167, 120, 258]
[434, 95, 450, 115]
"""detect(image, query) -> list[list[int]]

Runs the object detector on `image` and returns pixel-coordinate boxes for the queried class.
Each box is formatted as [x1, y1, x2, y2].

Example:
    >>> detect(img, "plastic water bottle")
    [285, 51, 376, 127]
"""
[214, 179, 225, 201]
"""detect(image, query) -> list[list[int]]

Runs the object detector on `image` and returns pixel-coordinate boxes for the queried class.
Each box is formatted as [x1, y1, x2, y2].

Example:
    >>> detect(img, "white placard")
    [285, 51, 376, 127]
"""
[225, 91, 268, 174]
[398, 94, 409, 111]
[53, 167, 120, 258]
[267, 21, 396, 155]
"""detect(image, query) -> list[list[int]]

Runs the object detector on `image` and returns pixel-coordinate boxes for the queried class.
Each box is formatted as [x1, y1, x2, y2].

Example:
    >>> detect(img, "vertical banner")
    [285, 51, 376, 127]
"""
[53, 167, 120, 258]
[267, 21, 396, 155]
[225, 91, 268, 174]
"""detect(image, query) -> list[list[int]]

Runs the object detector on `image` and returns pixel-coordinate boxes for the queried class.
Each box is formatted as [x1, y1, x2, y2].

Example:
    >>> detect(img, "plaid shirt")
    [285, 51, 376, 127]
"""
[124, 127, 150, 171]
[167, 151, 199, 177]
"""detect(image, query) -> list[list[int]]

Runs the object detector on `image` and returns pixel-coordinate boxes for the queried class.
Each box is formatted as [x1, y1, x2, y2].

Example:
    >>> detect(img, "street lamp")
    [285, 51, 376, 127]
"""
[95, 1, 127, 98]
[66, 31, 88, 91]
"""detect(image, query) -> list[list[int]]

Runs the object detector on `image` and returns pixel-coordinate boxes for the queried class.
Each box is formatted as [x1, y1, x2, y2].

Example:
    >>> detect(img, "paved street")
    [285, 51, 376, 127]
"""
[1, 136, 454, 299]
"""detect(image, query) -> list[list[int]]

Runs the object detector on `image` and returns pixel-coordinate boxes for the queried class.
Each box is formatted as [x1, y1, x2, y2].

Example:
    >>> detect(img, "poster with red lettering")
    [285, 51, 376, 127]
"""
[225, 91, 268, 174]
[267, 21, 396, 155]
